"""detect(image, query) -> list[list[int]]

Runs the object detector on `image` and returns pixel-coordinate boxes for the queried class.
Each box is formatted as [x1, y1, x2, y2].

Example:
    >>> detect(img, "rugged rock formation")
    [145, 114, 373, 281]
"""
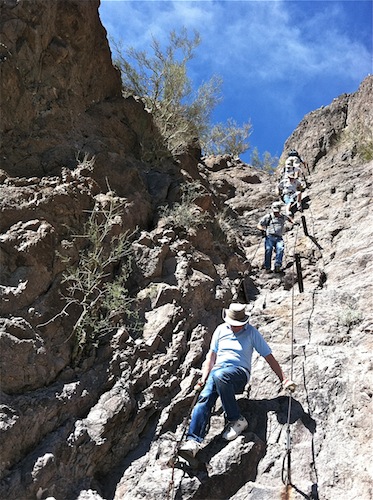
[0, 1, 372, 500]
[0, 0, 176, 201]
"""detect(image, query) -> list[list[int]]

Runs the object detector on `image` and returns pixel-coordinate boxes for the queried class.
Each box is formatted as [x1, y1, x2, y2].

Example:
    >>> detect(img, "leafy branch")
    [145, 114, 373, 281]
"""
[159, 180, 210, 229]
[48, 196, 139, 362]
[112, 27, 251, 159]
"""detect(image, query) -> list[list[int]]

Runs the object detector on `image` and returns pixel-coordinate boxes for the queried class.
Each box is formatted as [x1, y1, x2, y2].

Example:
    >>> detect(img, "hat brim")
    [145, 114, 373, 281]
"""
[222, 309, 250, 326]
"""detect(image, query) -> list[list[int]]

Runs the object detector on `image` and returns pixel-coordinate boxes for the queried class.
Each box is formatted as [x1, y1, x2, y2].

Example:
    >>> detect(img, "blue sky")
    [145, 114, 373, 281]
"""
[99, 0, 372, 163]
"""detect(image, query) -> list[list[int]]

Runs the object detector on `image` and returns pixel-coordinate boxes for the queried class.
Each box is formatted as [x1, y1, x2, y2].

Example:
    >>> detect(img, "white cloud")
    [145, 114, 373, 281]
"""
[99, 0, 371, 155]
[100, 1, 370, 82]
[192, 1, 370, 84]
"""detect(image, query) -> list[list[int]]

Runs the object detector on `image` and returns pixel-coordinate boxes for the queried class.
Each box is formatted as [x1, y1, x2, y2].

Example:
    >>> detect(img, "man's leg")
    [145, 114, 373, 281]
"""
[187, 375, 219, 443]
[274, 238, 285, 269]
[212, 366, 247, 422]
[283, 194, 292, 215]
[296, 191, 302, 210]
[264, 236, 274, 270]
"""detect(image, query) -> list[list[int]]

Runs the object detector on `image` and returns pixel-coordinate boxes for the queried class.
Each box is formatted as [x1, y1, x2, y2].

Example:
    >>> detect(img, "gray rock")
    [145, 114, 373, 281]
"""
[0, 1, 372, 499]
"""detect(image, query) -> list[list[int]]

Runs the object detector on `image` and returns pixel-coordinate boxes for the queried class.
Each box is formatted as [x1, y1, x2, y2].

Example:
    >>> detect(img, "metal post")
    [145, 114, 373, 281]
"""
[295, 253, 304, 293]
[301, 215, 308, 236]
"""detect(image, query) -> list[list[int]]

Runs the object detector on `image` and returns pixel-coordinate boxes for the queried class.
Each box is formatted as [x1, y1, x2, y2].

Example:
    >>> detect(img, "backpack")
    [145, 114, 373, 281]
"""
[288, 149, 300, 158]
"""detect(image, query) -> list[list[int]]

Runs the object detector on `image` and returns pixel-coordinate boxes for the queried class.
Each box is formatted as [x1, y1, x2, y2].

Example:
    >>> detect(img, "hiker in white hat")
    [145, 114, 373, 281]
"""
[178, 303, 296, 459]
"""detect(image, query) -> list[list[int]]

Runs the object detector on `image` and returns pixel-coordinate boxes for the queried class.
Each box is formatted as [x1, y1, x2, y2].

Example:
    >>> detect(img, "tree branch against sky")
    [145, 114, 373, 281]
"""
[112, 28, 252, 158]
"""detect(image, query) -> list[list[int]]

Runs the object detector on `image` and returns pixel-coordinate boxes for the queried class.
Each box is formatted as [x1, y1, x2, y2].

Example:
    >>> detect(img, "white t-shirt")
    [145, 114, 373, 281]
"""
[210, 323, 272, 378]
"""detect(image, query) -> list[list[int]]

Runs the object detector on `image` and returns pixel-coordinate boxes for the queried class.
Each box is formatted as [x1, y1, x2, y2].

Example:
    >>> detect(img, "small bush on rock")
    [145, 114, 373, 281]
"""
[335, 292, 363, 329]
[59, 196, 139, 362]
[160, 180, 209, 229]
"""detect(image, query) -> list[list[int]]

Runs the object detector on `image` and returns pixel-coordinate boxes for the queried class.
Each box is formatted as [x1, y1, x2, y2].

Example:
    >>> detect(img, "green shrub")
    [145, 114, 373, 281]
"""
[113, 28, 221, 157]
[338, 308, 363, 328]
[60, 196, 139, 362]
[112, 28, 252, 159]
[160, 180, 209, 229]
[357, 136, 373, 161]
[202, 118, 252, 157]
[341, 125, 373, 162]
[251, 147, 279, 174]
[335, 292, 363, 328]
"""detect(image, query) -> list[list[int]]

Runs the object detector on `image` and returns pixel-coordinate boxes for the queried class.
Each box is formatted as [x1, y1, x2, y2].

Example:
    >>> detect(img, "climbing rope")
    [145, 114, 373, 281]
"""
[281, 221, 300, 487]
[280, 201, 324, 498]
[245, 166, 322, 494]
[167, 388, 201, 500]
[302, 350, 320, 499]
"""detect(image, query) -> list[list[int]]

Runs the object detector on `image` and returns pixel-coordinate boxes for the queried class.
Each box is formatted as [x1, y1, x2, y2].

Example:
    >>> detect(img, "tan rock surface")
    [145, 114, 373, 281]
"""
[0, 2, 372, 500]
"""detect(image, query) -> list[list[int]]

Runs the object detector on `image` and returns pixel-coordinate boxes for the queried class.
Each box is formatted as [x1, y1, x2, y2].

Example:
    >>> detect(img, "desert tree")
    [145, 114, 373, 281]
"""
[112, 28, 251, 159]
[251, 147, 278, 174]
[202, 118, 252, 157]
[113, 28, 222, 156]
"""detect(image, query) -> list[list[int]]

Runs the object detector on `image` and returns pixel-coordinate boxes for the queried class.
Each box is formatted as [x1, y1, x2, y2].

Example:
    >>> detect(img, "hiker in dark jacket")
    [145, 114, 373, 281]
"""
[257, 201, 296, 273]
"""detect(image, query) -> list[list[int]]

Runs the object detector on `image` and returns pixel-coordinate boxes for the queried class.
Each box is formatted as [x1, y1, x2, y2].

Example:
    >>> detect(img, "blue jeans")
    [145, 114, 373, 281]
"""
[264, 235, 284, 269]
[283, 193, 297, 205]
[187, 364, 248, 443]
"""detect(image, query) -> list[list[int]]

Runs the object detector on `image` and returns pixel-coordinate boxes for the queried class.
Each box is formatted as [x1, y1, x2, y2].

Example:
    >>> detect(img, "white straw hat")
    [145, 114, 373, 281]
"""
[222, 303, 250, 326]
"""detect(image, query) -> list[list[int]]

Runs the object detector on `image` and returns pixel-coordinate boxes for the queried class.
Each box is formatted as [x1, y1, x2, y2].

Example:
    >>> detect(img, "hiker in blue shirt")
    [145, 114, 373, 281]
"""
[178, 303, 296, 459]
[257, 201, 296, 273]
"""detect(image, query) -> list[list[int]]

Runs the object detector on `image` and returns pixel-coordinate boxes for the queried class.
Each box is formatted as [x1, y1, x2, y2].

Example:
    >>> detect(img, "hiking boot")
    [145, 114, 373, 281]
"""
[264, 268, 272, 273]
[178, 439, 200, 458]
[274, 265, 282, 273]
[222, 416, 248, 441]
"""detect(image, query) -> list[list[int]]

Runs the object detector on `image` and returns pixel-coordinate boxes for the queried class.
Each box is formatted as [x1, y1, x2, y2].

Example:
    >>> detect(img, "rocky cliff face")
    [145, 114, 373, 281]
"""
[0, 1, 372, 500]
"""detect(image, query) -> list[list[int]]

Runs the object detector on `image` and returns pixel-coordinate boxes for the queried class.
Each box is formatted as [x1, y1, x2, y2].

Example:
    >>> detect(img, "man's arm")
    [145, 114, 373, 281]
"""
[264, 353, 285, 382]
[194, 350, 217, 391]
[264, 353, 296, 392]
[257, 214, 269, 232]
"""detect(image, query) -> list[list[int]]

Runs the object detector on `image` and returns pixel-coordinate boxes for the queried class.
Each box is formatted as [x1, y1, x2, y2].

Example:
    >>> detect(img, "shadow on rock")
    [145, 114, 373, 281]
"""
[239, 396, 316, 443]
[188, 432, 266, 500]
[175, 396, 316, 499]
